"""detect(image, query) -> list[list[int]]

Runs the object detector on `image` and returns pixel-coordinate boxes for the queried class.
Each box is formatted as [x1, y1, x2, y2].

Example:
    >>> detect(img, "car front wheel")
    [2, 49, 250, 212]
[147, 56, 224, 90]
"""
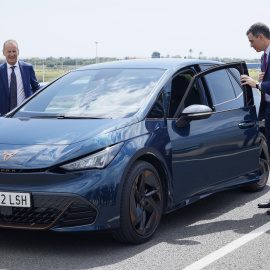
[114, 161, 163, 244]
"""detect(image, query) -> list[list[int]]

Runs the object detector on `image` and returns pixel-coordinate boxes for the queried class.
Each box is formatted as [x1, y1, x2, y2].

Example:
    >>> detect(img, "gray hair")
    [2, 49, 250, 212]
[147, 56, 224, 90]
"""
[246, 22, 270, 39]
[3, 40, 19, 51]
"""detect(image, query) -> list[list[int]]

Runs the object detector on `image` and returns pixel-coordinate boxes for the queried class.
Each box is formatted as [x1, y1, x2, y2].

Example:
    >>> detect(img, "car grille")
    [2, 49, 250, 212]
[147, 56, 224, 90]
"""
[0, 193, 98, 229]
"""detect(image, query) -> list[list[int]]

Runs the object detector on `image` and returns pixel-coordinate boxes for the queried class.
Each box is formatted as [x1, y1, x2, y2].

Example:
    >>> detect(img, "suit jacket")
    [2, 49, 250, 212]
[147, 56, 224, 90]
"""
[0, 61, 40, 116]
[259, 53, 270, 119]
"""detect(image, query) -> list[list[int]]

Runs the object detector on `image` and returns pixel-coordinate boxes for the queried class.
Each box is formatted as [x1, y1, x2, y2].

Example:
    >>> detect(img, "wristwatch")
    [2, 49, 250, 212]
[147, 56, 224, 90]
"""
[256, 82, 260, 89]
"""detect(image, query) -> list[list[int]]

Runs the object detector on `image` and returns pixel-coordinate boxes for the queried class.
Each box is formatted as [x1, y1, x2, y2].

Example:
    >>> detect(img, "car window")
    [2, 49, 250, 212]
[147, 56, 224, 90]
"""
[227, 68, 244, 97]
[202, 68, 246, 111]
[203, 69, 236, 106]
[147, 93, 164, 118]
[169, 70, 210, 118]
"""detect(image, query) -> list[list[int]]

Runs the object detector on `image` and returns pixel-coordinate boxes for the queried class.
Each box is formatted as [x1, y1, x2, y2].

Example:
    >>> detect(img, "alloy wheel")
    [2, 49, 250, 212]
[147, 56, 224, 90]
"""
[129, 169, 162, 237]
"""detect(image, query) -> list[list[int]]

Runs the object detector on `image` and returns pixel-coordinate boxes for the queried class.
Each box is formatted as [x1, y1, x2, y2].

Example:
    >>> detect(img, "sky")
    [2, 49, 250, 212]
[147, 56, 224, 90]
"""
[0, 0, 269, 60]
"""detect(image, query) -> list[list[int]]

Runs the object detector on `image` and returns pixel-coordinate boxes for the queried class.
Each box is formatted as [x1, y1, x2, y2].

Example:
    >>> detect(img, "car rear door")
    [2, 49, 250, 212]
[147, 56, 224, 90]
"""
[167, 62, 260, 204]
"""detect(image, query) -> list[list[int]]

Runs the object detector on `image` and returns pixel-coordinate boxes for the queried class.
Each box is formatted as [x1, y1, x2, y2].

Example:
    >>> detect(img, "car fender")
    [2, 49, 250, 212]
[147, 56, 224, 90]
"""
[116, 143, 174, 214]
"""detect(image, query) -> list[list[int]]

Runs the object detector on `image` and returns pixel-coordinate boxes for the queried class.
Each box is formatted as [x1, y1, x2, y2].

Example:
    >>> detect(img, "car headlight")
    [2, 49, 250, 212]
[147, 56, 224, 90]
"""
[60, 143, 124, 171]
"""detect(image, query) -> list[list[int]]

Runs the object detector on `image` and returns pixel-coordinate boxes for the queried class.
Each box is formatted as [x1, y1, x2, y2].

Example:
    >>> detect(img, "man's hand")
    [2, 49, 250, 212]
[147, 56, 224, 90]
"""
[259, 72, 265, 82]
[240, 75, 256, 88]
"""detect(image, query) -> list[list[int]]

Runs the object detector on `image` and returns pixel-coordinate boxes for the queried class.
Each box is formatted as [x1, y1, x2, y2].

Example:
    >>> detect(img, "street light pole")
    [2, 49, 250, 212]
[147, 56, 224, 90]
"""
[95, 42, 98, 63]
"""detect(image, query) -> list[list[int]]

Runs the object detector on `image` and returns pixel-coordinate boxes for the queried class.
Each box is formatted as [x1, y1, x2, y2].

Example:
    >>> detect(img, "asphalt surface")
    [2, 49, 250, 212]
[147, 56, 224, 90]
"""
[1, 183, 270, 270]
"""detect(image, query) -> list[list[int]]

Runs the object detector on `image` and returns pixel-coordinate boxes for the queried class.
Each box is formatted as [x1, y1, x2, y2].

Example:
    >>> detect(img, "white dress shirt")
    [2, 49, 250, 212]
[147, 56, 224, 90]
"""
[7, 61, 25, 106]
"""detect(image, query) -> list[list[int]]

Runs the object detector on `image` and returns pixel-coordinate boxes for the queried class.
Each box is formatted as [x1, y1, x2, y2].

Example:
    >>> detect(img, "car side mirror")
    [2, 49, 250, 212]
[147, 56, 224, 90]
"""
[175, 104, 212, 127]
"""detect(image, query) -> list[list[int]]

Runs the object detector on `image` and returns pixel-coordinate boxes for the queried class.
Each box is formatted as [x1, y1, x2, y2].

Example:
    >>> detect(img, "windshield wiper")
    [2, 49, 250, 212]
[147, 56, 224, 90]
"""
[56, 115, 107, 119]
[29, 115, 108, 119]
[30, 115, 60, 119]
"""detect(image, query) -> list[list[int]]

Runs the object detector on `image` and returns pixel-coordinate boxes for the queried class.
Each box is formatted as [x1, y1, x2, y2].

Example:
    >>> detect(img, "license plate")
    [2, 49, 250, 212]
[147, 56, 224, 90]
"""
[0, 192, 31, 208]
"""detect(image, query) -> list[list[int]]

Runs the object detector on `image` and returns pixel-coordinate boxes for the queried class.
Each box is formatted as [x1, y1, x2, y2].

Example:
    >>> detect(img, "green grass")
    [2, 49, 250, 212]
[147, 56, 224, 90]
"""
[249, 70, 260, 81]
[35, 66, 78, 82]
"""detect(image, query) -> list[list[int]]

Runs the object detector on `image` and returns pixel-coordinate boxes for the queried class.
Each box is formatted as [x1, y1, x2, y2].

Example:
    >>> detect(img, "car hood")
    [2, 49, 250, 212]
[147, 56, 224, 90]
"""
[0, 117, 137, 169]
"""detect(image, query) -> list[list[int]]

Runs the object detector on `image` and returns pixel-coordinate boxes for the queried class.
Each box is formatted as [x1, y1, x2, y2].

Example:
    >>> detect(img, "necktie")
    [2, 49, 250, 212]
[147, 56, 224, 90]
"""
[261, 53, 267, 102]
[9, 66, 17, 111]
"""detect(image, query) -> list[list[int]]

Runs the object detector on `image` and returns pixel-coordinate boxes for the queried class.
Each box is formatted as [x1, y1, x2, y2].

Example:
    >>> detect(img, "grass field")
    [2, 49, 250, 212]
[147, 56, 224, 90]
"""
[35, 65, 78, 82]
[249, 70, 260, 81]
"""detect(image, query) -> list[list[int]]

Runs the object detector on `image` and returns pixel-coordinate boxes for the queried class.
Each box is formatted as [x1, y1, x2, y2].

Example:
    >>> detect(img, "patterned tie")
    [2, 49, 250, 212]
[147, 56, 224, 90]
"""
[9, 66, 17, 111]
[261, 53, 267, 102]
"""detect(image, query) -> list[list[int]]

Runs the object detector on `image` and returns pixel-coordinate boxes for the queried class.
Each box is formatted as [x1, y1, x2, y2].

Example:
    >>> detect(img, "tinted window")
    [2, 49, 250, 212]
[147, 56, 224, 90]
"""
[204, 69, 235, 105]
[14, 69, 165, 119]
[228, 68, 244, 97]
[147, 94, 164, 118]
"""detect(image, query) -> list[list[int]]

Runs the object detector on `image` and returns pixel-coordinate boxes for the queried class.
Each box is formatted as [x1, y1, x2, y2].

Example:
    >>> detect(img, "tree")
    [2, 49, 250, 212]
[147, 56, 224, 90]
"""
[152, 52, 160, 58]
[172, 55, 182, 58]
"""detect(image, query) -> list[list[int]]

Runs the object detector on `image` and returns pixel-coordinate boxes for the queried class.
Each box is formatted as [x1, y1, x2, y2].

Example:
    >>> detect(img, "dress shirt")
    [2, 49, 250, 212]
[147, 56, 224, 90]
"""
[7, 61, 25, 106]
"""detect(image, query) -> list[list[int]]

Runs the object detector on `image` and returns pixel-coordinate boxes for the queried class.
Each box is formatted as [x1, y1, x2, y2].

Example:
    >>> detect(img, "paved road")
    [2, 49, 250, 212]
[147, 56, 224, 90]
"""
[1, 184, 270, 270]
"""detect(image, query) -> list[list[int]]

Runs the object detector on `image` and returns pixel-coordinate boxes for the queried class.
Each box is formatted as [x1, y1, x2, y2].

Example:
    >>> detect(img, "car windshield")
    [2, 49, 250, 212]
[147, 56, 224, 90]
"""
[13, 68, 165, 119]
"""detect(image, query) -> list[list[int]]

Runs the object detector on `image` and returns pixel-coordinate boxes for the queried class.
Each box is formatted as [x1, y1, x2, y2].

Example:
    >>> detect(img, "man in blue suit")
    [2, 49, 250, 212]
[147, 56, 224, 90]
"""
[241, 23, 270, 211]
[0, 39, 40, 116]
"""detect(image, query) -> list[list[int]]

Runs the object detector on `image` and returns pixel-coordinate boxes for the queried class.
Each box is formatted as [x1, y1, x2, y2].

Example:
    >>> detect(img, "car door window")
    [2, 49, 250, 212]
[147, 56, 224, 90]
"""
[203, 68, 245, 111]
[228, 68, 244, 97]
[169, 71, 208, 118]
[204, 69, 236, 105]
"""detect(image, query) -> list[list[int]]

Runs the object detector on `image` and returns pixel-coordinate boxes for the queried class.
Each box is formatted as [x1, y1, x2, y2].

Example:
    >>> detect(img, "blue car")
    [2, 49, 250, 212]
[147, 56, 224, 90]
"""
[0, 59, 268, 244]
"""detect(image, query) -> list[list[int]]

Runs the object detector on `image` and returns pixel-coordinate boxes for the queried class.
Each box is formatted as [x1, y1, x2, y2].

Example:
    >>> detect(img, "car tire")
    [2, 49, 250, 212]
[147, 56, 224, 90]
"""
[245, 132, 270, 192]
[114, 161, 163, 244]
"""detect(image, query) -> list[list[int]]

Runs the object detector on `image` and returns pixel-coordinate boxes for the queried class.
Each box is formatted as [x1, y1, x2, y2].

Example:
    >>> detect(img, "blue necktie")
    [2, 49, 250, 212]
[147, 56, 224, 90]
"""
[9, 66, 17, 111]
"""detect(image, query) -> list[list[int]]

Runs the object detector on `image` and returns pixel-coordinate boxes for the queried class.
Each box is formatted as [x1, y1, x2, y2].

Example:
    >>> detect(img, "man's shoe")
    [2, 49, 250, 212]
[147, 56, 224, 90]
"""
[267, 209, 270, 215]
[258, 201, 270, 208]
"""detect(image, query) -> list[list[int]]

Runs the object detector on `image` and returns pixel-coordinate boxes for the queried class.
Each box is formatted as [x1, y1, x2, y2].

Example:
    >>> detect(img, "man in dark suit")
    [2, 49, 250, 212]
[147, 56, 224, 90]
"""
[241, 22, 270, 212]
[0, 39, 40, 116]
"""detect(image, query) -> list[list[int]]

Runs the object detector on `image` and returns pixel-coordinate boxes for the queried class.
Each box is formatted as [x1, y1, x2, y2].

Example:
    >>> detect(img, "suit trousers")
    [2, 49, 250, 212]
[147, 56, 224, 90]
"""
[264, 106, 270, 155]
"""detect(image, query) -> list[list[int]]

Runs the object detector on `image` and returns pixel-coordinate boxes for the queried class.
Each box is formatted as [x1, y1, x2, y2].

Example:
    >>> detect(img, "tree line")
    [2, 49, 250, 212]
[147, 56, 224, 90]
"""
[0, 57, 119, 68]
[0, 55, 260, 68]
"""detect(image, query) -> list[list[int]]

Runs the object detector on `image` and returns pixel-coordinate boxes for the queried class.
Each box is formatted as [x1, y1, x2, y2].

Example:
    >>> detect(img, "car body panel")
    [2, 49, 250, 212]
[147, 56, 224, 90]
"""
[168, 106, 260, 203]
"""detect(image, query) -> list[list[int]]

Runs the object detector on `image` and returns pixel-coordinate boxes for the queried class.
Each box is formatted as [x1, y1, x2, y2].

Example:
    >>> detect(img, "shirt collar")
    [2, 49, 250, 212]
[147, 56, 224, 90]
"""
[6, 61, 19, 69]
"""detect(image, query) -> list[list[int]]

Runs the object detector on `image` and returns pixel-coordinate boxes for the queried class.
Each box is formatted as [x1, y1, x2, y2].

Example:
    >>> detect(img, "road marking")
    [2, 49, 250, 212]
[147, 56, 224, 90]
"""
[183, 221, 270, 270]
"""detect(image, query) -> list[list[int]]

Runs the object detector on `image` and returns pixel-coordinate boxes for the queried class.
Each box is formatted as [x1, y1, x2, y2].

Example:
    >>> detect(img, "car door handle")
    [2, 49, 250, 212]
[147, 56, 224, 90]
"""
[238, 120, 256, 129]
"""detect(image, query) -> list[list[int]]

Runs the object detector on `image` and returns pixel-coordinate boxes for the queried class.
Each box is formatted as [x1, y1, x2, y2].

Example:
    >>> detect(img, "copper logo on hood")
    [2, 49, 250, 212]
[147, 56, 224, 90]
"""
[4, 152, 18, 162]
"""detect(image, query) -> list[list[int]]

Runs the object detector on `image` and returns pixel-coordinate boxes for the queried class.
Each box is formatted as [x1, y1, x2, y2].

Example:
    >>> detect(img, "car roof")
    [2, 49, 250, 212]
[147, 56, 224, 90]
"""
[75, 58, 222, 72]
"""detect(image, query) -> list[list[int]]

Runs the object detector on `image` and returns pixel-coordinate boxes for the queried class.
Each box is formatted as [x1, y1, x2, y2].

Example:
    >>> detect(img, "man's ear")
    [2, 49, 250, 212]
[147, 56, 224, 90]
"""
[259, 33, 265, 40]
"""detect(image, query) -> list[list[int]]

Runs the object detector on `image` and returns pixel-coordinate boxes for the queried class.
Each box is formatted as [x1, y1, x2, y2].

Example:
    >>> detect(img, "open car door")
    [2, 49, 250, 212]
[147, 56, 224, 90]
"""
[167, 62, 262, 205]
